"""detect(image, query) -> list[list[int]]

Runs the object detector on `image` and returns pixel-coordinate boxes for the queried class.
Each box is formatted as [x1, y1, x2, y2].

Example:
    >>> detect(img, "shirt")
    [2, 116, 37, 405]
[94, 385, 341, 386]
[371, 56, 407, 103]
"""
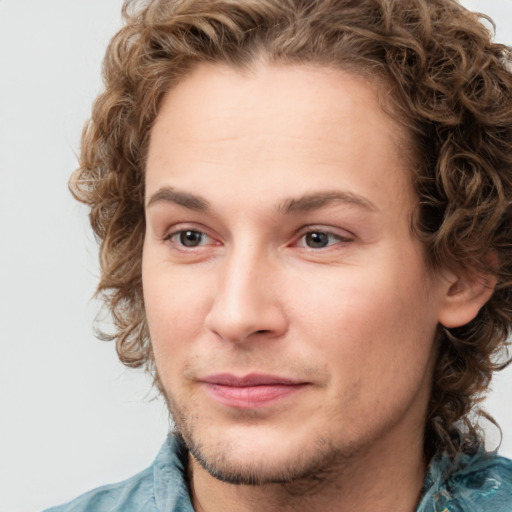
[43, 434, 512, 511]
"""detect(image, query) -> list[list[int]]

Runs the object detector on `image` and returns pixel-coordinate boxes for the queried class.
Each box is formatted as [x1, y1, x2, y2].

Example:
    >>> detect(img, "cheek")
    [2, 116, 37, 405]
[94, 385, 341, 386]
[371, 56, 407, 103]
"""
[291, 263, 437, 387]
[296, 278, 437, 436]
[142, 260, 212, 367]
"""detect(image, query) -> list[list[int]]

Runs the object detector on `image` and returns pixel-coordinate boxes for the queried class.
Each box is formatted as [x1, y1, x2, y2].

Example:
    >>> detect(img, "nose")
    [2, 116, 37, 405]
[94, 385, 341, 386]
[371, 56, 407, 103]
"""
[204, 247, 288, 344]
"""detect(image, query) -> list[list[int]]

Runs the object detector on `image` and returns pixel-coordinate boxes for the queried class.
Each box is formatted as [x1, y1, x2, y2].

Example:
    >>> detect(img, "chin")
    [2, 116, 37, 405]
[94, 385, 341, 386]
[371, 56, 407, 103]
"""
[164, 385, 367, 486]
[178, 420, 354, 486]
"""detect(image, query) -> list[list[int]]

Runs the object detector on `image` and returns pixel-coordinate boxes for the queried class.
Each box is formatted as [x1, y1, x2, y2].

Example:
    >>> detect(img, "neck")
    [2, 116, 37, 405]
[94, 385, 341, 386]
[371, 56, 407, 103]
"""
[188, 432, 427, 512]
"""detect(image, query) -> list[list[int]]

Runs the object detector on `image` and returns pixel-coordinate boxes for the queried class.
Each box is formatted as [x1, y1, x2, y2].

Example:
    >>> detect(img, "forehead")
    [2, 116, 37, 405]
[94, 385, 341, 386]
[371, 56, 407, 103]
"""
[146, 62, 414, 214]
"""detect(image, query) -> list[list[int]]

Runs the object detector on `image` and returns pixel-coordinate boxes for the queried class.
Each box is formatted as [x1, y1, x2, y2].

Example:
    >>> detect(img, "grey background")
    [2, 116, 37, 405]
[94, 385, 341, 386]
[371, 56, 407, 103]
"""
[0, 1, 511, 511]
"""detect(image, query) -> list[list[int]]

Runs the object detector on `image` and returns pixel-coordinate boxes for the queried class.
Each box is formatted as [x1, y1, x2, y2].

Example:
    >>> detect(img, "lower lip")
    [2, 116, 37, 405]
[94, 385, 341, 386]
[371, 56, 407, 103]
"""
[202, 383, 307, 409]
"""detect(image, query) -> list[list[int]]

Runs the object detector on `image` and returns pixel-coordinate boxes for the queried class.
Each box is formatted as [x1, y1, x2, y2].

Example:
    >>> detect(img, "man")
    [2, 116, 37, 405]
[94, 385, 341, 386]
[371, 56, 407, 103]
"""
[46, 0, 512, 510]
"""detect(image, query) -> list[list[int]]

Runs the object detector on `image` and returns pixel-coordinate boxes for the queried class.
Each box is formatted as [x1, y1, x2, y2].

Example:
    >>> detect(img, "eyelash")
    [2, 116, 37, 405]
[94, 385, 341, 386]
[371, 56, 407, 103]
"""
[163, 227, 352, 251]
[295, 230, 352, 249]
[164, 229, 214, 249]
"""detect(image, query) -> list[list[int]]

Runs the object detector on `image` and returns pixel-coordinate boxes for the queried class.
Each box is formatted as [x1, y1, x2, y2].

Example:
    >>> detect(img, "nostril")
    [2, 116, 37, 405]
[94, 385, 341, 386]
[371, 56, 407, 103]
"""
[255, 330, 269, 335]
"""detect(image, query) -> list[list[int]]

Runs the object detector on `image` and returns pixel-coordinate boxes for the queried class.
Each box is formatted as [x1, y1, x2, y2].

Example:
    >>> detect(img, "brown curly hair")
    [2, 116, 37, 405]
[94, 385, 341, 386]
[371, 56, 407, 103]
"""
[72, 0, 512, 459]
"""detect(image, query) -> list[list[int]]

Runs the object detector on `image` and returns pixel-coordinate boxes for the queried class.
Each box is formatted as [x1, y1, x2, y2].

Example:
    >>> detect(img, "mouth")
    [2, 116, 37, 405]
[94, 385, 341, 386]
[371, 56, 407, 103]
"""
[199, 373, 309, 409]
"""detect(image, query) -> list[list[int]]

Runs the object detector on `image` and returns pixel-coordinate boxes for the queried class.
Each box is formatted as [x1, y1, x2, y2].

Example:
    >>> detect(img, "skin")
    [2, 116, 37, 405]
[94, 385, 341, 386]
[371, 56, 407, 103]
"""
[142, 63, 490, 512]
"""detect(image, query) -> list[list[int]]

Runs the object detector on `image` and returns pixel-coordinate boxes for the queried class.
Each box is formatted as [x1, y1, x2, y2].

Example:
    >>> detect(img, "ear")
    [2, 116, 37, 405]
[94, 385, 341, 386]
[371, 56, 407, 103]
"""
[437, 267, 496, 329]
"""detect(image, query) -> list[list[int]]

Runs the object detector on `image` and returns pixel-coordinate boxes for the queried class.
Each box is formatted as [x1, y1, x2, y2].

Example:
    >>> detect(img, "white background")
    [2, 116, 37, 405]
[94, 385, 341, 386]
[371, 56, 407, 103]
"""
[0, 1, 511, 511]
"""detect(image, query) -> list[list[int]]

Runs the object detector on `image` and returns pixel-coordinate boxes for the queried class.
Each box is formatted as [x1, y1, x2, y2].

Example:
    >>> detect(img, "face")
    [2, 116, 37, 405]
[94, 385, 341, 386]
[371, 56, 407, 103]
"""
[143, 63, 449, 484]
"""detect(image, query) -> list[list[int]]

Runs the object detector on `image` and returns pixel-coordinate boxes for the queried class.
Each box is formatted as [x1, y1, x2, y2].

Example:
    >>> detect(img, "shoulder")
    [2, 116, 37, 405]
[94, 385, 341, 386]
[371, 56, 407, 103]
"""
[419, 450, 512, 512]
[42, 435, 194, 512]
[42, 466, 156, 512]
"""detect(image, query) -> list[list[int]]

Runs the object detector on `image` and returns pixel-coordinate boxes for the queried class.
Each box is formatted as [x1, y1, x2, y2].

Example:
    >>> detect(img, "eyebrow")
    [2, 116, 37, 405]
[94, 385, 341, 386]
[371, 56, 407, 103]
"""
[276, 191, 378, 215]
[146, 186, 377, 215]
[146, 187, 210, 211]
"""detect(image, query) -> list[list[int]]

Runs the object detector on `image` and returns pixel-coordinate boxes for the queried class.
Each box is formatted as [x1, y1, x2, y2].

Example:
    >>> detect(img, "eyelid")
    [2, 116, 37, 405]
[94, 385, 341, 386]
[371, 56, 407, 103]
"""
[293, 226, 355, 248]
[168, 230, 211, 246]
[162, 223, 219, 248]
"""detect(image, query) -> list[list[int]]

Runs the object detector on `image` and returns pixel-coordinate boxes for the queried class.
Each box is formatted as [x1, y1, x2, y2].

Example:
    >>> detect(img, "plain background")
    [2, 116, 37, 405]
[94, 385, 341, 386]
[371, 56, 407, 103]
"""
[0, 1, 511, 511]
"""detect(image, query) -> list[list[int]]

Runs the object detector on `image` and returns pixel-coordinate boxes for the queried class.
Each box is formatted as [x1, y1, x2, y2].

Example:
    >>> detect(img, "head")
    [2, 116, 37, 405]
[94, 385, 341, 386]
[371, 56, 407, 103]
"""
[74, 0, 512, 468]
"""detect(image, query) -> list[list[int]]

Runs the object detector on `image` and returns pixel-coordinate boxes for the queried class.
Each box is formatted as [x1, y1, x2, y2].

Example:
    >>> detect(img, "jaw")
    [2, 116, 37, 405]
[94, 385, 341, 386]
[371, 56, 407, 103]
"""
[185, 421, 427, 512]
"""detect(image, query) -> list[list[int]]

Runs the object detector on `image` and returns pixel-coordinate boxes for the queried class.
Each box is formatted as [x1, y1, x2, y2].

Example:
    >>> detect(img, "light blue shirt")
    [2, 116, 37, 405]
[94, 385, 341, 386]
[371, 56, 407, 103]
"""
[44, 435, 512, 511]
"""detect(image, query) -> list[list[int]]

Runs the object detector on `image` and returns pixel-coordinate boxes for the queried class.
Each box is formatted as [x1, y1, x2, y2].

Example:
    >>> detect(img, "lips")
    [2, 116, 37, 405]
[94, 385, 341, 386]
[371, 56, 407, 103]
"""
[199, 373, 308, 409]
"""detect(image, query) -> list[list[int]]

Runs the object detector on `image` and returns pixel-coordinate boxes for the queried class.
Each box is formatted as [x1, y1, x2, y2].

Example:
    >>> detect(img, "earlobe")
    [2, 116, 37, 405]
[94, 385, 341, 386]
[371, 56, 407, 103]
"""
[437, 268, 496, 329]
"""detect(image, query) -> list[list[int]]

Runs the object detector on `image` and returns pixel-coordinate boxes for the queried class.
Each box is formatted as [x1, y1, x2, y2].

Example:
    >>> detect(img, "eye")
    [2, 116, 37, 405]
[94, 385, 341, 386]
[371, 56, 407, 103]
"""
[168, 229, 212, 248]
[298, 230, 349, 249]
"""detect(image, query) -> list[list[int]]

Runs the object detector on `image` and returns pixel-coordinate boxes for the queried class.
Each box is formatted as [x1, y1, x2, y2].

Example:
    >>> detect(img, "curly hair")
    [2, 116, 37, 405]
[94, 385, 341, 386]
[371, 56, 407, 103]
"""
[72, 0, 512, 459]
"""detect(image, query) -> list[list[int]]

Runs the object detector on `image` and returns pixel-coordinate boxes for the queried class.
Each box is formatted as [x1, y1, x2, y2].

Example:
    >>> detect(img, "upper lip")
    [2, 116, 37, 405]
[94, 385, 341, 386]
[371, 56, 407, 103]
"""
[200, 373, 305, 387]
